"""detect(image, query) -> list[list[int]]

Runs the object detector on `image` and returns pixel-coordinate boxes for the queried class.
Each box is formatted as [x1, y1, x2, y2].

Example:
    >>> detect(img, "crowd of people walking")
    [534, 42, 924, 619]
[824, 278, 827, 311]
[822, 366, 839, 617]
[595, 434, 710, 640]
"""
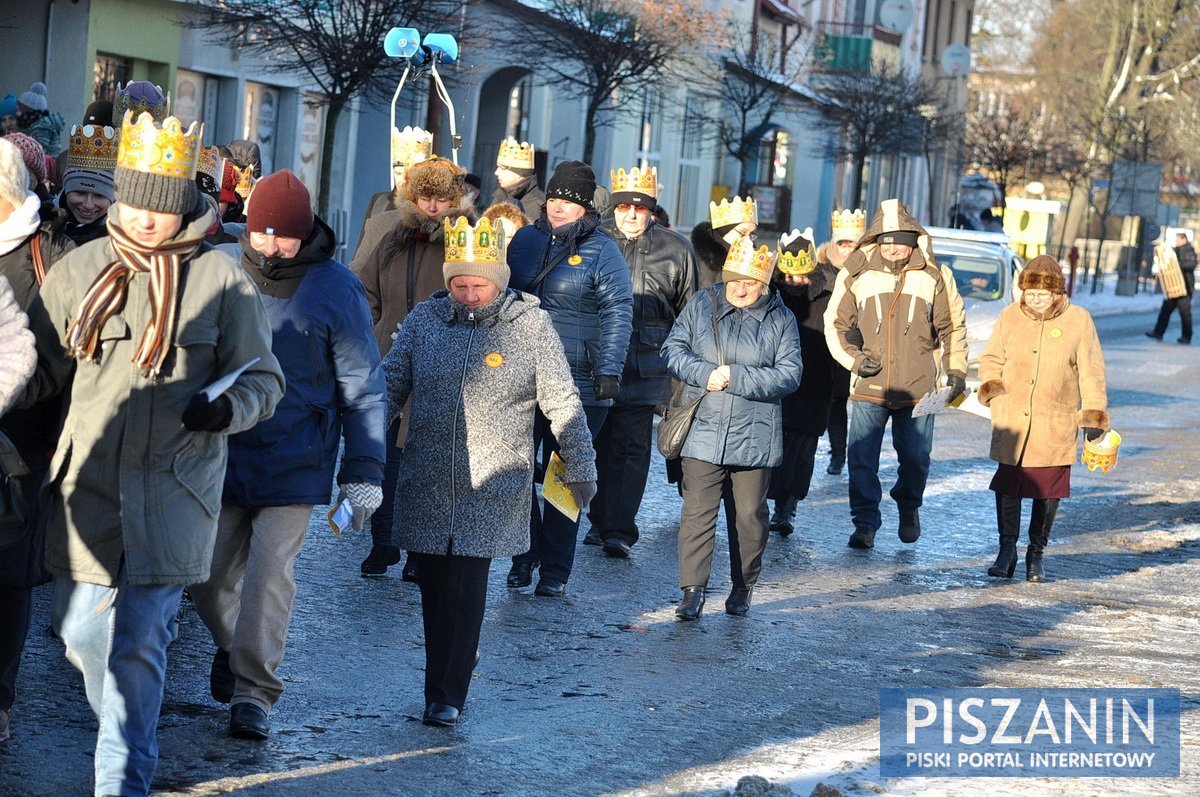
[0, 79, 1125, 797]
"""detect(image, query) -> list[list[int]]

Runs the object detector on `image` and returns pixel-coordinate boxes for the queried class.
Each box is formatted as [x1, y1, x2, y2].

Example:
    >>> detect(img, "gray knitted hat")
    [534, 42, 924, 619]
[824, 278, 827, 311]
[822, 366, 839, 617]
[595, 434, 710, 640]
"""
[115, 165, 198, 214]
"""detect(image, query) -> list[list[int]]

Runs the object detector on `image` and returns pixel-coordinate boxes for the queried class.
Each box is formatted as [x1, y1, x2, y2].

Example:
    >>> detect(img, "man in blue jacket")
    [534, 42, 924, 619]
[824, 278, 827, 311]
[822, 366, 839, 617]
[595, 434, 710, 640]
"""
[505, 160, 632, 597]
[190, 170, 386, 739]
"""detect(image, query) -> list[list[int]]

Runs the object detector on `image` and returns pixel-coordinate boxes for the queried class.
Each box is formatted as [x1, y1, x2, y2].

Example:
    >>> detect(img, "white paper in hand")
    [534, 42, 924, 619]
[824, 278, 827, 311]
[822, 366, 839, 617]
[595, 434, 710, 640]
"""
[202, 357, 261, 402]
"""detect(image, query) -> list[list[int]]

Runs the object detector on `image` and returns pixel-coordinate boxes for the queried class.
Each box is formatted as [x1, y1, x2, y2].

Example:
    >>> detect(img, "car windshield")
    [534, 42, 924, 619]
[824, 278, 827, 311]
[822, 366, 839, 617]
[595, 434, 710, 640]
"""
[940, 253, 1005, 301]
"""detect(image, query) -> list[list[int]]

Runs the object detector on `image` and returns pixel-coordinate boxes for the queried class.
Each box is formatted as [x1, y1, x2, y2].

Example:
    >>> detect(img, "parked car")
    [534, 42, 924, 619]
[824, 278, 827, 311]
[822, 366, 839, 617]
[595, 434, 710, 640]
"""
[927, 227, 1025, 375]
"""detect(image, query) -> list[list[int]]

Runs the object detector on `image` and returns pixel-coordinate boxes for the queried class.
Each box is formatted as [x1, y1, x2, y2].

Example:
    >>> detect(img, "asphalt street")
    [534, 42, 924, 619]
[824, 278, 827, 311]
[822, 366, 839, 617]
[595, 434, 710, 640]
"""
[1, 306, 1197, 797]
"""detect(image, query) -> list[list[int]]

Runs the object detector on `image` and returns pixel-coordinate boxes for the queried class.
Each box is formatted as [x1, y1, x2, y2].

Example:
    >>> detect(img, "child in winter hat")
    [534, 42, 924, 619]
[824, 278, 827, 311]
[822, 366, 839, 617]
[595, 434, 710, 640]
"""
[17, 83, 49, 114]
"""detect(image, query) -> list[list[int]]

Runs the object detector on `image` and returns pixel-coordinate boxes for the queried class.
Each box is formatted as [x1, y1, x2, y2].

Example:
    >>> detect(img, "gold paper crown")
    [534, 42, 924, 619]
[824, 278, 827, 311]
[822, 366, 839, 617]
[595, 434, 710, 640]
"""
[195, 146, 223, 184]
[610, 166, 657, 197]
[496, 137, 535, 170]
[234, 164, 255, 199]
[722, 236, 777, 284]
[710, 196, 757, 229]
[392, 125, 433, 168]
[115, 82, 170, 125]
[443, 216, 507, 266]
[778, 227, 817, 276]
[831, 208, 867, 241]
[117, 112, 202, 180]
[67, 124, 118, 172]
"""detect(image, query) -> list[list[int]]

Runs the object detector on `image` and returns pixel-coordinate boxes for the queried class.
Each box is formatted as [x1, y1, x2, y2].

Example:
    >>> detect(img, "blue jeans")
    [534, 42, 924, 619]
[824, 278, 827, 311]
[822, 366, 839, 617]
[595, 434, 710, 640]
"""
[52, 570, 183, 797]
[847, 400, 934, 532]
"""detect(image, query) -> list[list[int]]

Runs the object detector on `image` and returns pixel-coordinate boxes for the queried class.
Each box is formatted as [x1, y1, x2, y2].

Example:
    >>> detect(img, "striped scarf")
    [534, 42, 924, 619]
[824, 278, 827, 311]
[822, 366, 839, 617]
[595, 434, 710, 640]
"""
[66, 221, 203, 379]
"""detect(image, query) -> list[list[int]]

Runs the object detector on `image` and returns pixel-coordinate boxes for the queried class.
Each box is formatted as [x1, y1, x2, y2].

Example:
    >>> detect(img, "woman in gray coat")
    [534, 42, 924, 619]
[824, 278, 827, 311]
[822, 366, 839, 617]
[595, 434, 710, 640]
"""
[383, 217, 596, 727]
[661, 239, 802, 621]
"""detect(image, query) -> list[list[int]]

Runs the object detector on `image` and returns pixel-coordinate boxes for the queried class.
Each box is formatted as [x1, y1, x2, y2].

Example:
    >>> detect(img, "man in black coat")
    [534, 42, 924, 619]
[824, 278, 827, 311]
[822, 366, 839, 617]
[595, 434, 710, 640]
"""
[1147, 232, 1195, 344]
[587, 167, 698, 557]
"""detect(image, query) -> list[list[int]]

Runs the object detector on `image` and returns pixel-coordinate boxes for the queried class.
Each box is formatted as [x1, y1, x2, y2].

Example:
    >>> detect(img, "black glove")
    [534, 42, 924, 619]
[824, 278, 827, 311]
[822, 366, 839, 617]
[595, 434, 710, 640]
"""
[845, 327, 865, 348]
[946, 373, 967, 404]
[182, 393, 233, 432]
[1082, 427, 1105, 441]
[857, 358, 882, 377]
[593, 374, 620, 401]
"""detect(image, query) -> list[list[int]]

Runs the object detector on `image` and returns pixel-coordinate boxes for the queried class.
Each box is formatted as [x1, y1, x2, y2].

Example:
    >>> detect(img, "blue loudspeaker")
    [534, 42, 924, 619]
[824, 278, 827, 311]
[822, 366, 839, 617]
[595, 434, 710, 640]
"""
[384, 27, 421, 58]
[422, 33, 458, 64]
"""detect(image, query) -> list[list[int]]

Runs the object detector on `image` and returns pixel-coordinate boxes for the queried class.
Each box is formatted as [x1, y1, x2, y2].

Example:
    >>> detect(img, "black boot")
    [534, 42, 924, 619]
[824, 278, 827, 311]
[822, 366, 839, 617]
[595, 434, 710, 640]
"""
[725, 586, 753, 616]
[1026, 498, 1059, 583]
[675, 586, 705, 621]
[988, 493, 1022, 578]
[769, 496, 798, 536]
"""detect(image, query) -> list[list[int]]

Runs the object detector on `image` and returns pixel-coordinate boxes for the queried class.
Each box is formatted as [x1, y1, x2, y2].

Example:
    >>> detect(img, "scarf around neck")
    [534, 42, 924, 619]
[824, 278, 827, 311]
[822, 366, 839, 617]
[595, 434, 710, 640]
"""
[67, 219, 203, 379]
[0, 192, 42, 258]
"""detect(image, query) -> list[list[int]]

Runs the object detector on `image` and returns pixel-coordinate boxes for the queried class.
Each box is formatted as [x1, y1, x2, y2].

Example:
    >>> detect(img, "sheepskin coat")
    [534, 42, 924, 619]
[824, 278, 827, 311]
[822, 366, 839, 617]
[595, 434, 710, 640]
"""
[978, 295, 1109, 467]
[383, 288, 596, 559]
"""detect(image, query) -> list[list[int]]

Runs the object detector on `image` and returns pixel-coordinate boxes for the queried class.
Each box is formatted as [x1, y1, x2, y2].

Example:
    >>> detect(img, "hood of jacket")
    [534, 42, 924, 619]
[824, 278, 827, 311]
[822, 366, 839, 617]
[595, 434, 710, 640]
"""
[238, 215, 337, 298]
[429, 287, 542, 328]
[856, 198, 935, 270]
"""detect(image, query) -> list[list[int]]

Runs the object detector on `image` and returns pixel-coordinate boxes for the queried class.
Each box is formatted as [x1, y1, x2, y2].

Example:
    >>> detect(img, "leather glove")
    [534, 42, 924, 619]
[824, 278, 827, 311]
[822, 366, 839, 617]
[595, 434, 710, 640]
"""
[336, 483, 384, 531]
[182, 393, 233, 432]
[1082, 427, 1105, 441]
[845, 327, 865, 348]
[946, 372, 967, 404]
[857, 358, 882, 377]
[567, 480, 598, 510]
[593, 374, 620, 401]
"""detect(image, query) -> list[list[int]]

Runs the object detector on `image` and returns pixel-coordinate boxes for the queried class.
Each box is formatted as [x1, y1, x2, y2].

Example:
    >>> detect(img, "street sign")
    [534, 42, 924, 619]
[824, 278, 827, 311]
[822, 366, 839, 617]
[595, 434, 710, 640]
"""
[1106, 160, 1161, 218]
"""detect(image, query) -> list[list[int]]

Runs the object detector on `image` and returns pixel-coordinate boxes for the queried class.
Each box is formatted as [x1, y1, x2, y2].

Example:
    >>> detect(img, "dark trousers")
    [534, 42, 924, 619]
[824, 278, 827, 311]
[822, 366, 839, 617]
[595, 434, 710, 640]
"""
[768, 431, 819, 502]
[589, 404, 656, 546]
[0, 586, 31, 710]
[827, 366, 851, 462]
[411, 552, 491, 710]
[1152, 296, 1193, 341]
[370, 418, 404, 547]
[678, 458, 770, 590]
[513, 405, 608, 583]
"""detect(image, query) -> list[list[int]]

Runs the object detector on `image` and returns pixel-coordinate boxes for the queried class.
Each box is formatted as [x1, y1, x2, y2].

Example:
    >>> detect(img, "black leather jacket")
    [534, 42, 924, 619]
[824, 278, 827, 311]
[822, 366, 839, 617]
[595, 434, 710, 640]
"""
[600, 219, 699, 405]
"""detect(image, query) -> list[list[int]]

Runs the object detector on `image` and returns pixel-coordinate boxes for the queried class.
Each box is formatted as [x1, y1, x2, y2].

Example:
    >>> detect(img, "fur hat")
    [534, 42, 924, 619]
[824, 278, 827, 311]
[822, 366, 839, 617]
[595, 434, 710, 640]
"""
[1019, 255, 1066, 294]
[247, 169, 314, 240]
[403, 156, 465, 202]
[546, 160, 596, 211]
[481, 200, 530, 238]
[18, 83, 49, 113]
[3, 133, 46, 185]
[0, 138, 30, 209]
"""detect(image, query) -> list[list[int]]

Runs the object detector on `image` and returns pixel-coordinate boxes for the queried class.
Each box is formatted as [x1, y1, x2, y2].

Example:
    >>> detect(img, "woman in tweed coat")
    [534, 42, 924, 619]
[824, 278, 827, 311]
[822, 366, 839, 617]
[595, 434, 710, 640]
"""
[382, 219, 596, 727]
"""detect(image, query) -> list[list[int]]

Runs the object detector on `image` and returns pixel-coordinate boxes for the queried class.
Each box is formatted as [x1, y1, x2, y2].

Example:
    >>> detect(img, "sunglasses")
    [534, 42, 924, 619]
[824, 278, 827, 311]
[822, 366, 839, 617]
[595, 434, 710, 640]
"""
[615, 203, 651, 214]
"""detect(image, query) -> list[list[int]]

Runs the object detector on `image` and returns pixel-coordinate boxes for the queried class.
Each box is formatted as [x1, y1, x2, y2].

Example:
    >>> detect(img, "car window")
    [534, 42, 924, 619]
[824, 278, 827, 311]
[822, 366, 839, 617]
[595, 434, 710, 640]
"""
[940, 253, 1005, 301]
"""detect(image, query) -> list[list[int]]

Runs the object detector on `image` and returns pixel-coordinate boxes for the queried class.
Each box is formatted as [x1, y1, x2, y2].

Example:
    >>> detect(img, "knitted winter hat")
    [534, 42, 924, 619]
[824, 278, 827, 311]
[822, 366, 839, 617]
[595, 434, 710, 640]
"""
[404, 156, 465, 202]
[0, 95, 17, 119]
[877, 230, 919, 247]
[83, 100, 115, 127]
[0, 138, 29, 209]
[1019, 255, 1066, 294]
[442, 216, 511, 292]
[18, 83, 49, 113]
[546, 160, 596, 211]
[3, 133, 46, 184]
[62, 169, 115, 202]
[247, 169, 314, 240]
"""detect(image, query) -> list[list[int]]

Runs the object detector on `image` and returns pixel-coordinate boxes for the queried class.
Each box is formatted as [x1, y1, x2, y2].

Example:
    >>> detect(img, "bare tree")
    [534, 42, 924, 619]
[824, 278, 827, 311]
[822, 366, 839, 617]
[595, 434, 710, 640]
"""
[185, 0, 461, 216]
[490, 0, 713, 163]
[963, 106, 1042, 220]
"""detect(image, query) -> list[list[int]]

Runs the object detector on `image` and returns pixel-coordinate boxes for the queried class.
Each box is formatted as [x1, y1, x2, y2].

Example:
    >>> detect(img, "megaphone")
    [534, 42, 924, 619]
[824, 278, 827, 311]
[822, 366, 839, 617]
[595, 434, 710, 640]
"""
[384, 28, 462, 179]
[422, 33, 459, 64]
[383, 27, 421, 59]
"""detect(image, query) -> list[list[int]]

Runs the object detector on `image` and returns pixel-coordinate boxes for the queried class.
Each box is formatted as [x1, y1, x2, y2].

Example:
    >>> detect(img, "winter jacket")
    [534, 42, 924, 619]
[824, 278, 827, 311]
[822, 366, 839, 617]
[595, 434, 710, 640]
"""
[33, 196, 285, 587]
[221, 218, 386, 507]
[384, 289, 596, 558]
[977, 296, 1109, 467]
[661, 285, 803, 468]
[774, 263, 838, 434]
[1175, 243, 1196, 297]
[508, 213, 633, 406]
[0, 275, 35, 418]
[824, 201, 967, 408]
[491, 175, 545, 221]
[26, 112, 65, 157]
[600, 218, 698, 406]
[690, 220, 730, 288]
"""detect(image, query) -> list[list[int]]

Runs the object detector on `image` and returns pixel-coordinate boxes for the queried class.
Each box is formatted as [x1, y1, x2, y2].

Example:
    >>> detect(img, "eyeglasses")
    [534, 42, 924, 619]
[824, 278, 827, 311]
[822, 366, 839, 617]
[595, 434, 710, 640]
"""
[615, 203, 651, 214]
[1023, 290, 1053, 300]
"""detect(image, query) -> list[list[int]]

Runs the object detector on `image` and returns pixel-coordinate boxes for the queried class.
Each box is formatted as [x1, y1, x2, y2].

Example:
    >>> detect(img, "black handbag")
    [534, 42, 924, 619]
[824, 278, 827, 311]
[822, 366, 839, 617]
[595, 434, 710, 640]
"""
[0, 430, 31, 552]
[657, 295, 722, 459]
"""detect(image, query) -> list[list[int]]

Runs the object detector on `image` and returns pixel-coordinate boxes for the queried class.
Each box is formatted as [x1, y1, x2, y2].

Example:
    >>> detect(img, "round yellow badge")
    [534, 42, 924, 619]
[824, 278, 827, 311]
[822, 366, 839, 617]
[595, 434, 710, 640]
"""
[1050, 328, 1063, 338]
[568, 254, 583, 266]
[485, 352, 504, 368]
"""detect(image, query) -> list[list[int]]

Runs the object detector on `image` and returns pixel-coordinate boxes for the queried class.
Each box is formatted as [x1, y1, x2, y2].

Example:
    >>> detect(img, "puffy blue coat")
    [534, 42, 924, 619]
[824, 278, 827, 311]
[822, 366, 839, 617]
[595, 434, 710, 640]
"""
[508, 214, 633, 406]
[661, 284, 803, 468]
[223, 220, 387, 506]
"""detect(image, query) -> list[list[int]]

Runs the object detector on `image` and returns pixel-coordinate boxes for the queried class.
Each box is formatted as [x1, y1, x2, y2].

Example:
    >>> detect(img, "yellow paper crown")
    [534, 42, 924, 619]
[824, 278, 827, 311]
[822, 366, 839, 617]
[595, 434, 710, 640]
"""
[392, 125, 433, 169]
[117, 112, 202, 180]
[723, 236, 777, 284]
[778, 227, 817, 276]
[831, 208, 867, 241]
[234, 164, 255, 199]
[610, 166, 657, 197]
[443, 216, 507, 265]
[195, 145, 223, 184]
[115, 82, 170, 125]
[496, 137, 535, 170]
[710, 196, 757, 229]
[67, 124, 118, 172]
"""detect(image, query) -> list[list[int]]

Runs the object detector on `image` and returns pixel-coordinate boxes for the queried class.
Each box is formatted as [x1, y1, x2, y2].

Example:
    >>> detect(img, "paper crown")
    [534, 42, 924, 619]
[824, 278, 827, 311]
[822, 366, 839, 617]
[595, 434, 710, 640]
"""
[392, 125, 433, 169]
[117, 112, 202, 180]
[496, 137, 535, 170]
[234, 164, 255, 199]
[831, 208, 867, 241]
[1081, 429, 1121, 473]
[444, 216, 507, 266]
[710, 196, 757, 229]
[778, 227, 818, 276]
[610, 166, 657, 196]
[723, 236, 777, 283]
[115, 82, 170, 125]
[67, 124, 118, 172]
[195, 145, 223, 184]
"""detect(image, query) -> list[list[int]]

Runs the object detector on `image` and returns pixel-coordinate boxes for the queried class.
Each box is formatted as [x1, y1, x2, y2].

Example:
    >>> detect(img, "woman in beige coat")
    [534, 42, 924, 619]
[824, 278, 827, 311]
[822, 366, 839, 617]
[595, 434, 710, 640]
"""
[977, 255, 1109, 582]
